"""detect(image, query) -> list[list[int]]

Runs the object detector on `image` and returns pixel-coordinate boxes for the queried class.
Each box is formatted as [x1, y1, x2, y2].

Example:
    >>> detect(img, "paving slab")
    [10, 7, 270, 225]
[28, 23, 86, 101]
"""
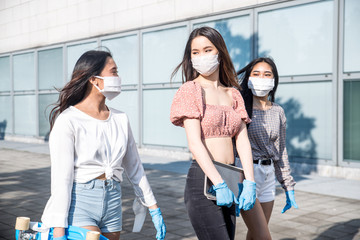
[1, 143, 360, 240]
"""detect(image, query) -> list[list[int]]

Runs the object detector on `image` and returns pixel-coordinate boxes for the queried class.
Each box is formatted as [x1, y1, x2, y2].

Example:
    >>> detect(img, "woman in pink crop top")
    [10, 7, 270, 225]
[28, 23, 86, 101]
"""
[170, 26, 256, 240]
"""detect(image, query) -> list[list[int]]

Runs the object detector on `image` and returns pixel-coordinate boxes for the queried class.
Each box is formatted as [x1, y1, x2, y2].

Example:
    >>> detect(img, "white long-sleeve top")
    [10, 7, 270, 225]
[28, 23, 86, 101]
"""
[41, 106, 157, 228]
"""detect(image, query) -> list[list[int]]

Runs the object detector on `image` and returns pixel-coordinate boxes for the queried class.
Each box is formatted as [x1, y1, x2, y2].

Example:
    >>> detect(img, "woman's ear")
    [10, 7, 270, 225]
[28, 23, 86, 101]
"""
[89, 76, 97, 85]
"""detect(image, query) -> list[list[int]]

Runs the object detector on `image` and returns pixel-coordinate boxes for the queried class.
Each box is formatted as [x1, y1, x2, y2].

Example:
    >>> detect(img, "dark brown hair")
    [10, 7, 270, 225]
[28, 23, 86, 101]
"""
[49, 50, 112, 130]
[171, 26, 239, 88]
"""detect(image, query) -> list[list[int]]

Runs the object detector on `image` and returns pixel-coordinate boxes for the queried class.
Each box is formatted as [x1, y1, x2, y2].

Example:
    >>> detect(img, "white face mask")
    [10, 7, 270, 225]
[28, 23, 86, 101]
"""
[191, 54, 220, 77]
[93, 76, 122, 100]
[248, 77, 275, 97]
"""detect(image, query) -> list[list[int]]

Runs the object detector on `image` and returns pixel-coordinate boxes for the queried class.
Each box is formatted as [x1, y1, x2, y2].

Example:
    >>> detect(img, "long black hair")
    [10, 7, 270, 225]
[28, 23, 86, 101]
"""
[49, 50, 112, 130]
[172, 26, 239, 88]
[238, 57, 279, 119]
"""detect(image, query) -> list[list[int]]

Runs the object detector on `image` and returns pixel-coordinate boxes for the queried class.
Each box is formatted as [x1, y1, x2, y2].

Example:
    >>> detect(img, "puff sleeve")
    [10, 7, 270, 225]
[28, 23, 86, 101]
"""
[232, 88, 251, 124]
[170, 81, 203, 127]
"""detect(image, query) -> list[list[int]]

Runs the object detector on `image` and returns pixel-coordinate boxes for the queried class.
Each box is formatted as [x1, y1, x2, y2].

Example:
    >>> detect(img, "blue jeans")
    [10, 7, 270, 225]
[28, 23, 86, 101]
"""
[68, 179, 122, 233]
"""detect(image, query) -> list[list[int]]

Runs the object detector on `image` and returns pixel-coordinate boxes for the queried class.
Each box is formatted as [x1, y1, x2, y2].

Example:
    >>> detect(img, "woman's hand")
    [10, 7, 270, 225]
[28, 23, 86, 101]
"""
[209, 181, 239, 208]
[149, 206, 166, 240]
[237, 180, 256, 211]
[282, 190, 298, 213]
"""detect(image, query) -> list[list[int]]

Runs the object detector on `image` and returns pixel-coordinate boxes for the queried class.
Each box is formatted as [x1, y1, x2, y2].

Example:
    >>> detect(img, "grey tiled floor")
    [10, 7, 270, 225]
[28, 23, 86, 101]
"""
[1, 144, 360, 239]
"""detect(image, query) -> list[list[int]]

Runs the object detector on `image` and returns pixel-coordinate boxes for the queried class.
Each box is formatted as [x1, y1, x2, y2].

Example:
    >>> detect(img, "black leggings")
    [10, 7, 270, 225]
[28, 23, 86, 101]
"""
[184, 160, 236, 240]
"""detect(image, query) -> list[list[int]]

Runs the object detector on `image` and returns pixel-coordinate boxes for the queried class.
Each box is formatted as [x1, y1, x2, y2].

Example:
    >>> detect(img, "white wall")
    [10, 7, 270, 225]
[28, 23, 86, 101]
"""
[0, 0, 276, 53]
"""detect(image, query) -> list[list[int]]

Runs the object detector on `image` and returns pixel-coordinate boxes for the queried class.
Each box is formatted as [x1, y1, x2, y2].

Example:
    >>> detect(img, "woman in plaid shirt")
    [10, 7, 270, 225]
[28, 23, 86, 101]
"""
[236, 57, 298, 239]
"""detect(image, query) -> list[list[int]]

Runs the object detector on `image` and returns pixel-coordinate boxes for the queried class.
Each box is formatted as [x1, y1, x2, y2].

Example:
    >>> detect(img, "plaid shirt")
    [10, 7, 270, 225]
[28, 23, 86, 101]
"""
[248, 103, 296, 191]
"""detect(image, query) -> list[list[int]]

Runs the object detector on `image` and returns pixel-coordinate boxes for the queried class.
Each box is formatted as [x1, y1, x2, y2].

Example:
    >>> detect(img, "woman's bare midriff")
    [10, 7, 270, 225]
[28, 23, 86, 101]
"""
[202, 137, 235, 165]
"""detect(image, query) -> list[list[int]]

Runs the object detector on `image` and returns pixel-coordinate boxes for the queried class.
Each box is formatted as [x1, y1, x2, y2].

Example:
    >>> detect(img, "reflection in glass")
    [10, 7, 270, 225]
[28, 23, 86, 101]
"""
[67, 42, 98, 81]
[102, 35, 138, 85]
[143, 89, 187, 147]
[344, 80, 360, 161]
[143, 27, 187, 84]
[258, 1, 333, 76]
[194, 15, 251, 71]
[0, 96, 12, 135]
[14, 95, 36, 135]
[39, 48, 63, 90]
[276, 81, 332, 162]
[39, 94, 59, 137]
[106, 90, 139, 143]
[14, 53, 35, 91]
[344, 0, 360, 72]
[0, 56, 11, 92]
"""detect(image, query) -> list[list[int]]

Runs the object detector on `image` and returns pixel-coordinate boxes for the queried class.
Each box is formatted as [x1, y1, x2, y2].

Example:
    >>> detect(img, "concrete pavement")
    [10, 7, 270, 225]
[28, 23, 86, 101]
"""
[0, 140, 359, 239]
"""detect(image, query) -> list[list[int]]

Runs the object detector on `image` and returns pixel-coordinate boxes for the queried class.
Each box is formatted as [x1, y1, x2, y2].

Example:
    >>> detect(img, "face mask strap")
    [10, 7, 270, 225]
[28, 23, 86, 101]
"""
[92, 76, 104, 92]
[93, 84, 103, 92]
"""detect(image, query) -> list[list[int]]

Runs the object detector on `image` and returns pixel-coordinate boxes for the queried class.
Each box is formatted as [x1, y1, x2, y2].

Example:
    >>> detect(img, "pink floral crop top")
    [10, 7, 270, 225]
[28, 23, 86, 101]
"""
[170, 81, 251, 139]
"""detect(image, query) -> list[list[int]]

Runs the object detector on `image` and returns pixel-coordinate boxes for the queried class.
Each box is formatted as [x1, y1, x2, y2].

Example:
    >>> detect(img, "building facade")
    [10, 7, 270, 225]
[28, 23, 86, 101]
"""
[0, 0, 359, 178]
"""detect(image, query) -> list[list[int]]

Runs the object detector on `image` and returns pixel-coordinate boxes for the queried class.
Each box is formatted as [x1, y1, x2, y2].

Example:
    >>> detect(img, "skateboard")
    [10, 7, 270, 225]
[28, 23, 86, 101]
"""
[15, 217, 108, 240]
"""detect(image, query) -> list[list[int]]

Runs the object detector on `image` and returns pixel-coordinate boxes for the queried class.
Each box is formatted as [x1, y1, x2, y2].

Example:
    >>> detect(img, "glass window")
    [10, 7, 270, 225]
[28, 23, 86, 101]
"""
[0, 96, 12, 136]
[39, 94, 59, 138]
[343, 80, 360, 161]
[14, 95, 36, 136]
[67, 42, 98, 81]
[344, 0, 360, 72]
[106, 90, 139, 143]
[102, 35, 139, 85]
[14, 53, 35, 91]
[0, 56, 11, 92]
[258, 1, 333, 76]
[143, 27, 188, 84]
[276, 81, 332, 161]
[194, 15, 252, 71]
[143, 89, 187, 147]
[39, 48, 63, 90]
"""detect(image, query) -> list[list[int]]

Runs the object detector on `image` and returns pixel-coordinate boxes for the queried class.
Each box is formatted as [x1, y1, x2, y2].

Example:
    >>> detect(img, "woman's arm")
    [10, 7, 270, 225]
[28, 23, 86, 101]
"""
[53, 228, 65, 238]
[183, 118, 222, 185]
[274, 110, 295, 190]
[122, 119, 157, 207]
[42, 116, 75, 236]
[235, 121, 254, 181]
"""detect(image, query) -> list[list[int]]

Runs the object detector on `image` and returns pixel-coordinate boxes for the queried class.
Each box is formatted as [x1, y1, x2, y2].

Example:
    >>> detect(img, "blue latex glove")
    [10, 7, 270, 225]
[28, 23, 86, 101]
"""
[149, 208, 166, 240]
[282, 190, 298, 213]
[235, 182, 243, 216]
[54, 236, 67, 240]
[209, 181, 239, 208]
[237, 179, 256, 211]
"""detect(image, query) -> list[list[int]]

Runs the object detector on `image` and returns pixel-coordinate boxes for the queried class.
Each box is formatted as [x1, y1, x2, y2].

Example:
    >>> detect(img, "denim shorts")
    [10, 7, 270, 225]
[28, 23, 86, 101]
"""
[235, 158, 276, 203]
[253, 162, 276, 203]
[68, 179, 122, 233]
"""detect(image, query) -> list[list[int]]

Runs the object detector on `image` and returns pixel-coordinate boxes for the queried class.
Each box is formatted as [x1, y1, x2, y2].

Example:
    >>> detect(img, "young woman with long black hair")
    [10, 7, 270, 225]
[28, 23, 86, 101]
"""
[237, 57, 298, 240]
[41, 50, 166, 240]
